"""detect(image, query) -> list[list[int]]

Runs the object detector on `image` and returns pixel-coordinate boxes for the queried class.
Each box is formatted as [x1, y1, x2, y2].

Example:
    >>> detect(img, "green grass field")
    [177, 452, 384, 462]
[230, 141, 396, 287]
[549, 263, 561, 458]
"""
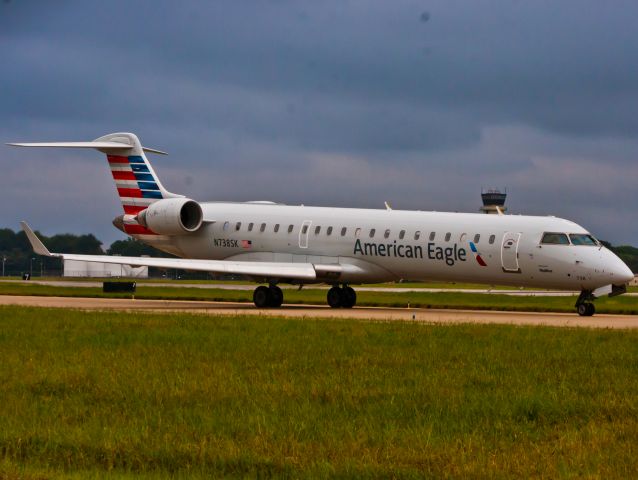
[2, 281, 638, 314]
[0, 306, 637, 478]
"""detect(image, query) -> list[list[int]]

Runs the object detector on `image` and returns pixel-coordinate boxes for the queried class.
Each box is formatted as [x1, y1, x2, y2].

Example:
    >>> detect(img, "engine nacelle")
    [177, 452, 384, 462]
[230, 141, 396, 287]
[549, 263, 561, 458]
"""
[136, 198, 203, 235]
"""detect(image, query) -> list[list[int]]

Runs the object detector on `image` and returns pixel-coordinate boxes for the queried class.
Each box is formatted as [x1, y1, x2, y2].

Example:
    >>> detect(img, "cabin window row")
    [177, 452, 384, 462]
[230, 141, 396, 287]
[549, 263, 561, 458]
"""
[221, 221, 497, 244]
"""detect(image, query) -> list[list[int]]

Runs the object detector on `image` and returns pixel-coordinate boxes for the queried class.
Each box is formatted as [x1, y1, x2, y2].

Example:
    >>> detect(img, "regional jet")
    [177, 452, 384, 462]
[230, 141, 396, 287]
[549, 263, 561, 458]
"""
[9, 133, 634, 316]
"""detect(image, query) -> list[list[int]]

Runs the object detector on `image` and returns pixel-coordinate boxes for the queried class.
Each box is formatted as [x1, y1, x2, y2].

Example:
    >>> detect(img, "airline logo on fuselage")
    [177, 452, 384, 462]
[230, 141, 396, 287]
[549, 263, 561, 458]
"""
[353, 239, 470, 266]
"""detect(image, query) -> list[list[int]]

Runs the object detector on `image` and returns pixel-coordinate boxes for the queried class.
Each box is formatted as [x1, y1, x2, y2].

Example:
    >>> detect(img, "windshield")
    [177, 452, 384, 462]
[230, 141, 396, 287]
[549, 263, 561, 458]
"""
[569, 234, 598, 246]
[541, 232, 570, 245]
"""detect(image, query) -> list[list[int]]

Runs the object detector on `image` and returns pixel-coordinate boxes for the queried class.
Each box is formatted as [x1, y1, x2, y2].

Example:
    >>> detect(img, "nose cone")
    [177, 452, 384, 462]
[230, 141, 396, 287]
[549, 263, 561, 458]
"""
[606, 250, 634, 285]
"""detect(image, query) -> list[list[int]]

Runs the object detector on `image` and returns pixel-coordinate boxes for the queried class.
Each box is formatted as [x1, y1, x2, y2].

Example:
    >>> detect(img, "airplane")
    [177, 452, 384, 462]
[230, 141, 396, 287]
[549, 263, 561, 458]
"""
[9, 132, 634, 316]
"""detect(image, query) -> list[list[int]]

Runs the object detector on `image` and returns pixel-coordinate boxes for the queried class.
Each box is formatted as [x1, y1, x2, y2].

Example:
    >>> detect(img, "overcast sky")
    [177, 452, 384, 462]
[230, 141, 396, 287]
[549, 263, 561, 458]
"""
[1, 1, 637, 246]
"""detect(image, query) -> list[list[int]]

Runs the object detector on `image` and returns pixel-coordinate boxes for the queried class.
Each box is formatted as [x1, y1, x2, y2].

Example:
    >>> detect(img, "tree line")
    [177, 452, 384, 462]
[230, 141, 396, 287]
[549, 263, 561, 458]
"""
[0, 227, 637, 276]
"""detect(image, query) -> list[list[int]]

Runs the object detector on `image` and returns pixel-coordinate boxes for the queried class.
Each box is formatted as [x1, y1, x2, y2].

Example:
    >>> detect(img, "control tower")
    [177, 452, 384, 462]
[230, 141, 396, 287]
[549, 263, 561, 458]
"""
[480, 188, 507, 214]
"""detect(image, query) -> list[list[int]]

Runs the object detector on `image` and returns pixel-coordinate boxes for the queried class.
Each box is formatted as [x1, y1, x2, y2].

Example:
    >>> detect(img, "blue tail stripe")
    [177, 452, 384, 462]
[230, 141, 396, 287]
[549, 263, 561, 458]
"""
[141, 190, 163, 199]
[134, 173, 154, 181]
[128, 156, 146, 164]
[137, 182, 160, 191]
[131, 164, 150, 172]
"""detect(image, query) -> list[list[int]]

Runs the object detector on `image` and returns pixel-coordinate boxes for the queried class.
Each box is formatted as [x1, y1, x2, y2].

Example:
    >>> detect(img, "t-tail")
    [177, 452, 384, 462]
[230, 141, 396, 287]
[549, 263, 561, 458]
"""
[7, 133, 202, 238]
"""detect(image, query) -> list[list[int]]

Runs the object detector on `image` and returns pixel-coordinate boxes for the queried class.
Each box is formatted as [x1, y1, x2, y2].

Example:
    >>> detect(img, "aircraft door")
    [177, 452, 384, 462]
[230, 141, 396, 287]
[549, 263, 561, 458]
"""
[299, 220, 312, 249]
[501, 232, 521, 273]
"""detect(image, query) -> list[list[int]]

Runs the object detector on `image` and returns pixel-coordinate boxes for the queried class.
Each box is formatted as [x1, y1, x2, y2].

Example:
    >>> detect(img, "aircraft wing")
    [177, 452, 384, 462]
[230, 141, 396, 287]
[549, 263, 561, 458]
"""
[20, 222, 350, 282]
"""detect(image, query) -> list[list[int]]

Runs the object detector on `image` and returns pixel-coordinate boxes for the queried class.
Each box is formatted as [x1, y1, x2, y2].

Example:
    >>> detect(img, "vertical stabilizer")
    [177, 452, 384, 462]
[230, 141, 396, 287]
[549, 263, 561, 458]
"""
[93, 133, 182, 215]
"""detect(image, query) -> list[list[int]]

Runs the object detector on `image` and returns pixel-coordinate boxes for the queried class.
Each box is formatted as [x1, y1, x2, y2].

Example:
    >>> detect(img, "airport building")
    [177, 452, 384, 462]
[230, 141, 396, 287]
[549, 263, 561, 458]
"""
[63, 258, 148, 278]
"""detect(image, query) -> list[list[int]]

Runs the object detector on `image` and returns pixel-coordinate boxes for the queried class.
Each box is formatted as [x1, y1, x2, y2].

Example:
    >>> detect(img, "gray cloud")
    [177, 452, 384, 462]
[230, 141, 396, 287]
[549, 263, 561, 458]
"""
[1, 0, 637, 245]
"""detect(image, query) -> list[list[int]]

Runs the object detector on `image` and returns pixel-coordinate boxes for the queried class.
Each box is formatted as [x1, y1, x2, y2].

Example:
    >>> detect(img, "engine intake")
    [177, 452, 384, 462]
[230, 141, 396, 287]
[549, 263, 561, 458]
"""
[136, 198, 203, 235]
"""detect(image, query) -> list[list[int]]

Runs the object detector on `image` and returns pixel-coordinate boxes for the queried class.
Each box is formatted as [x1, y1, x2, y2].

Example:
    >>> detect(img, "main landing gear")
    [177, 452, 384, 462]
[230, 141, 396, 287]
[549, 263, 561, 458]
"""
[252, 284, 357, 309]
[327, 285, 357, 308]
[253, 285, 283, 308]
[575, 290, 596, 317]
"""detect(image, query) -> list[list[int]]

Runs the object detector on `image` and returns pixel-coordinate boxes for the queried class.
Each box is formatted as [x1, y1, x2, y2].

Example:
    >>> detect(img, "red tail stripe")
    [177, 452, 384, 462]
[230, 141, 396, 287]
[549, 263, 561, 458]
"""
[123, 205, 146, 215]
[112, 171, 137, 180]
[117, 188, 142, 198]
[124, 224, 157, 235]
[108, 155, 129, 164]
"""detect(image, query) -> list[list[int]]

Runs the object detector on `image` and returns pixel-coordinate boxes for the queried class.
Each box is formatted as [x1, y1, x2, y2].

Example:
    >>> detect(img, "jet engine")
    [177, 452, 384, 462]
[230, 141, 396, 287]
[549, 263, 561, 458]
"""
[136, 198, 203, 235]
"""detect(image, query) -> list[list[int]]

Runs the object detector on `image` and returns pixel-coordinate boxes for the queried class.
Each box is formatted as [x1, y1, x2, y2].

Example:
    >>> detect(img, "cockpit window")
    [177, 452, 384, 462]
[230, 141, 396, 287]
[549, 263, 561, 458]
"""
[569, 234, 598, 246]
[541, 232, 570, 245]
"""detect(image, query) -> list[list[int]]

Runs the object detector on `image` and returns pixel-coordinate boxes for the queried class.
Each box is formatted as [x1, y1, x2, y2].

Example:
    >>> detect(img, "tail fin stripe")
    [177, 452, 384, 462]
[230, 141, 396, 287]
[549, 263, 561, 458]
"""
[134, 173, 154, 181]
[107, 155, 129, 164]
[138, 182, 160, 191]
[131, 164, 150, 172]
[128, 156, 146, 164]
[123, 205, 147, 215]
[118, 188, 143, 198]
[112, 171, 137, 180]
[142, 191, 163, 199]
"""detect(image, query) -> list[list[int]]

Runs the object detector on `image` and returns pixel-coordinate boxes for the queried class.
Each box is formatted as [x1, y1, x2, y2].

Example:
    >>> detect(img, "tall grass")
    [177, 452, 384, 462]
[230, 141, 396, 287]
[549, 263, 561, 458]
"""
[0, 306, 637, 477]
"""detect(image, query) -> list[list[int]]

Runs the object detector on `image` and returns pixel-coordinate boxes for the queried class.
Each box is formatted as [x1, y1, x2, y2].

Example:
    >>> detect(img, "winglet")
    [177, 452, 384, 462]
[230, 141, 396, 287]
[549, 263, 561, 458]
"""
[20, 222, 54, 257]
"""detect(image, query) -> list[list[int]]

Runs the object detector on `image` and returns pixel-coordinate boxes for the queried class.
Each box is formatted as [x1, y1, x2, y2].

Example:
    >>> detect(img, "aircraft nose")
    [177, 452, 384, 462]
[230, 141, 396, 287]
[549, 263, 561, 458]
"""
[606, 250, 634, 285]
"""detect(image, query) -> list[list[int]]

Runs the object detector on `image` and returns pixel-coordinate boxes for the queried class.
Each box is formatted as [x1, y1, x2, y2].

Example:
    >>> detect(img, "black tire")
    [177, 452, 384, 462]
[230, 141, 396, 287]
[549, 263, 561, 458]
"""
[269, 286, 283, 308]
[342, 286, 356, 308]
[577, 303, 595, 317]
[253, 286, 271, 308]
[327, 286, 343, 308]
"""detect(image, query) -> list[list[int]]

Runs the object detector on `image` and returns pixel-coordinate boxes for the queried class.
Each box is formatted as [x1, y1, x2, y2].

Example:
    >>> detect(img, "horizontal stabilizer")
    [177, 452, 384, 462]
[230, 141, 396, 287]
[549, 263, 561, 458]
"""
[7, 141, 167, 155]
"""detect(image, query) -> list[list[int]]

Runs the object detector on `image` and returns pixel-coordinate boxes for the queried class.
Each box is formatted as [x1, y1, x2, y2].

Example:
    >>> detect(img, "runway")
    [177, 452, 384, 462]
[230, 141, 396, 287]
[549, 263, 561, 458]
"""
[1, 295, 637, 329]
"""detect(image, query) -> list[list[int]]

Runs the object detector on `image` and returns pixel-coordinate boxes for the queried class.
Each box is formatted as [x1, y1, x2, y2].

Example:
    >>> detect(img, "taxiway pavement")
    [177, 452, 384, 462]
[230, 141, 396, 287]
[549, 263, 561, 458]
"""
[1, 295, 637, 329]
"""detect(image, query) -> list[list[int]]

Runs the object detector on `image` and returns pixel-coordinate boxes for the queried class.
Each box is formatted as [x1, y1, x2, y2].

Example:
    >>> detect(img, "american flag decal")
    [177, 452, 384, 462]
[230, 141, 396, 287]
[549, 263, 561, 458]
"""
[241, 240, 252, 249]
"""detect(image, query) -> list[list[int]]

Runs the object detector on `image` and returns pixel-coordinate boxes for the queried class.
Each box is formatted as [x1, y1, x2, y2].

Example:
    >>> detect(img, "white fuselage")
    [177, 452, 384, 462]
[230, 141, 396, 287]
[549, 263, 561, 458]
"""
[139, 202, 633, 291]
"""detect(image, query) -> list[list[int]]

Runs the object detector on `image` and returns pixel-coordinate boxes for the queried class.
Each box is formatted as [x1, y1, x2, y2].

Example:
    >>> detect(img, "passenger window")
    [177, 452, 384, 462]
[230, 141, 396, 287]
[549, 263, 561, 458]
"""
[569, 234, 598, 246]
[429, 232, 435, 241]
[355, 228, 361, 237]
[235, 222, 242, 231]
[474, 234, 480, 244]
[248, 223, 254, 232]
[489, 234, 495, 244]
[341, 227, 347, 236]
[274, 224, 280, 233]
[288, 224, 294, 233]
[260, 223, 266, 232]
[327, 226, 333, 236]
[302, 225, 308, 234]
[445, 232, 451, 242]
[399, 230, 405, 240]
[414, 231, 421, 240]
[315, 226, 321, 235]
[369, 229, 376, 238]
[541, 232, 570, 245]
[223, 221, 230, 231]
[384, 229, 390, 239]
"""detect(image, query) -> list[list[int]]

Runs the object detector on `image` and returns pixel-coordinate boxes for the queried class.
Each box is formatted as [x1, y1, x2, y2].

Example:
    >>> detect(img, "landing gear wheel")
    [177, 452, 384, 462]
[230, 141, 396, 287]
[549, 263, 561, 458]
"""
[342, 286, 356, 308]
[269, 286, 283, 308]
[577, 302, 595, 317]
[327, 286, 343, 308]
[253, 286, 271, 308]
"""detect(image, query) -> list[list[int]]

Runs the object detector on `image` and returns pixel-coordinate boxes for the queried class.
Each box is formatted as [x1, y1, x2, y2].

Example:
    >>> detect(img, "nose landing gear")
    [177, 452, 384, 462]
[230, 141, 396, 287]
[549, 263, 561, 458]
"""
[327, 285, 357, 308]
[575, 290, 596, 317]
